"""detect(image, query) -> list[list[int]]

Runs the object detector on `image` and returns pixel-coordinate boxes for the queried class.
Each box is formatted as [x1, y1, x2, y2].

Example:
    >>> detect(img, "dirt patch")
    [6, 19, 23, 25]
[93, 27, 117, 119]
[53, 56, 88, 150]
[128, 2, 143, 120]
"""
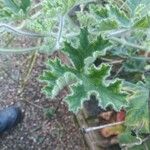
[0, 53, 87, 150]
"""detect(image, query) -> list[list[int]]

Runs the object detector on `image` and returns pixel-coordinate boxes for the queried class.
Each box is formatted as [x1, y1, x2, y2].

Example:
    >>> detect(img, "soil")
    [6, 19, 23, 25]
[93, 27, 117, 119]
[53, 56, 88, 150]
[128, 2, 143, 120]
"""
[0, 1, 123, 148]
[0, 52, 87, 150]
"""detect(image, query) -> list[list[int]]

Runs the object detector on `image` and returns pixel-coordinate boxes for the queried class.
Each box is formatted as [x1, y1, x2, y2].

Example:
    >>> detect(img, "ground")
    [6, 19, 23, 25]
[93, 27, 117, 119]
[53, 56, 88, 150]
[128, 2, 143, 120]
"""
[0, 52, 87, 150]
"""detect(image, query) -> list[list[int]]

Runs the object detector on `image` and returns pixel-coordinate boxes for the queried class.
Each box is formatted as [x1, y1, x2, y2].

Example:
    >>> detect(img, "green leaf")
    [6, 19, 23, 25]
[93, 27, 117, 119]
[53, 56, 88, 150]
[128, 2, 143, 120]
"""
[86, 64, 127, 110]
[52, 72, 79, 98]
[42, 0, 87, 15]
[40, 28, 127, 113]
[109, 5, 130, 27]
[119, 130, 138, 145]
[20, 0, 31, 13]
[123, 57, 147, 73]
[63, 27, 111, 70]
[39, 59, 76, 97]
[90, 5, 108, 18]
[127, 0, 150, 16]
[2, 0, 30, 14]
[3, 0, 20, 13]
[127, 0, 142, 13]
[124, 81, 149, 133]
[99, 19, 119, 31]
[133, 15, 150, 28]
[66, 83, 86, 112]
[65, 64, 127, 113]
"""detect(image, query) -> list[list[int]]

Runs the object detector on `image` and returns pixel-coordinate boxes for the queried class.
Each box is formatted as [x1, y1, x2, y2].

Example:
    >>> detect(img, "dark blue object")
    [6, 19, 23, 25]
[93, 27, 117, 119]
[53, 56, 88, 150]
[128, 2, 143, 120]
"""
[0, 106, 22, 133]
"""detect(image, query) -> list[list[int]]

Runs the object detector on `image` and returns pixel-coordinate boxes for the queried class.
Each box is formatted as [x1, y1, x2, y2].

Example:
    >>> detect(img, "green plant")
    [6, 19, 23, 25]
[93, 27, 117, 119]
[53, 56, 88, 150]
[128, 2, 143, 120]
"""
[39, 28, 127, 112]
[1, 0, 150, 149]
[43, 108, 56, 119]
[0, 0, 91, 52]
[39, 0, 150, 149]
[0, 0, 31, 20]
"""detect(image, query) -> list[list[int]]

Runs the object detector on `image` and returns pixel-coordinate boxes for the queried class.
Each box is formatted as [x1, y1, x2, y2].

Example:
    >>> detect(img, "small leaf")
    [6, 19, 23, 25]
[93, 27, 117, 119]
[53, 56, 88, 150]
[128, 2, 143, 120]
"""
[109, 5, 130, 27]
[133, 15, 150, 28]
[20, 0, 31, 13]
[3, 0, 20, 13]
[124, 81, 149, 133]
[99, 19, 119, 31]
[90, 5, 108, 18]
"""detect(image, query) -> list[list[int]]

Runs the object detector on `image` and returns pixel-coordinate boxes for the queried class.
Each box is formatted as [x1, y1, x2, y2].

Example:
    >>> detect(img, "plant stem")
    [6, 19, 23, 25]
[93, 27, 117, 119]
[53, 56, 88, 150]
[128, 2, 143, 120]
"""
[81, 121, 124, 133]
[107, 29, 130, 37]
[109, 37, 150, 51]
[55, 15, 65, 49]
[0, 46, 42, 53]
[0, 23, 49, 38]
[101, 57, 124, 64]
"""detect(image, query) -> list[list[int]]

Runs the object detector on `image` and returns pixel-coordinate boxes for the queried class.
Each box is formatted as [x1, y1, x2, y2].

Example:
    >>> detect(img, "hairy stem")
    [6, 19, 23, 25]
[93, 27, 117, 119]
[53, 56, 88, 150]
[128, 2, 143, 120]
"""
[109, 37, 150, 51]
[0, 23, 49, 38]
[0, 46, 42, 53]
[81, 121, 124, 133]
[55, 15, 65, 49]
[107, 29, 130, 37]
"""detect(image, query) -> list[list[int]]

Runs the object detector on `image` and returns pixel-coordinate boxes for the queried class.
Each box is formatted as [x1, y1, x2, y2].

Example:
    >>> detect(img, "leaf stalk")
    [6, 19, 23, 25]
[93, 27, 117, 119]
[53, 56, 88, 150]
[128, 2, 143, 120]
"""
[81, 121, 124, 133]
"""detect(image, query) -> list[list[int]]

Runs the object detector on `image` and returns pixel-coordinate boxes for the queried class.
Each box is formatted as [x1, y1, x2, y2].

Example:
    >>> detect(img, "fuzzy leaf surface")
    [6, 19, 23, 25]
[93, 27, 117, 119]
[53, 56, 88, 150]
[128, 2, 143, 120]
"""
[40, 28, 127, 113]
[123, 81, 149, 133]
[3, 0, 20, 13]
[109, 5, 130, 27]
[63, 27, 111, 70]
[20, 0, 31, 13]
[66, 64, 127, 112]
[99, 19, 119, 31]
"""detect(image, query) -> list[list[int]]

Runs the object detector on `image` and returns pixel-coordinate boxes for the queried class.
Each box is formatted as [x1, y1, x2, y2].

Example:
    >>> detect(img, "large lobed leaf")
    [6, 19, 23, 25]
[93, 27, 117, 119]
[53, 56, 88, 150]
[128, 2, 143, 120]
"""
[40, 28, 127, 113]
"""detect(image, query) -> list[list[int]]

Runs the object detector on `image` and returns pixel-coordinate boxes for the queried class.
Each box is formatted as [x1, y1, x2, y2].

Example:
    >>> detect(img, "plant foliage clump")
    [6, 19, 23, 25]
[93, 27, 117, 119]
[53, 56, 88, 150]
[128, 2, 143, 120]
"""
[1, 0, 150, 149]
[40, 28, 127, 113]
[39, 0, 150, 148]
